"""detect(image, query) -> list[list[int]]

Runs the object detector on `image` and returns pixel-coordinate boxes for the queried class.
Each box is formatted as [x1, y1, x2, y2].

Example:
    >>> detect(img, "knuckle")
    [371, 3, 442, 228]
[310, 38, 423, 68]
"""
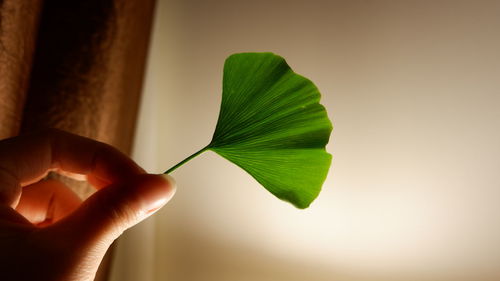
[92, 191, 141, 232]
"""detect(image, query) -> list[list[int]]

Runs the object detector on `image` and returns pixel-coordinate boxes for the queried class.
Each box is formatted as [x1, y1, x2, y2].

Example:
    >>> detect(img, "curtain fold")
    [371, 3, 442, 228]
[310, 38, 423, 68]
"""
[0, 0, 41, 138]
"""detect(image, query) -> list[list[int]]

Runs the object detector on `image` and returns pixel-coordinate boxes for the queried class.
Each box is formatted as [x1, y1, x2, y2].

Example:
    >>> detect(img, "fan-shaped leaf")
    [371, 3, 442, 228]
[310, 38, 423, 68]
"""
[165, 52, 332, 208]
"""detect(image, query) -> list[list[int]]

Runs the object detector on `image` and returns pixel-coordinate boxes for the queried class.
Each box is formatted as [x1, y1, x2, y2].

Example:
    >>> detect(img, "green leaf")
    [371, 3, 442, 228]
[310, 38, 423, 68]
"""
[165, 52, 332, 209]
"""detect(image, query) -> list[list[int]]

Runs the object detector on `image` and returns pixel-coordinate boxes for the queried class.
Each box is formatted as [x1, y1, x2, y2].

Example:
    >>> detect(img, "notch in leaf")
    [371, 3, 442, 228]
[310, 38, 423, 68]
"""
[165, 52, 332, 208]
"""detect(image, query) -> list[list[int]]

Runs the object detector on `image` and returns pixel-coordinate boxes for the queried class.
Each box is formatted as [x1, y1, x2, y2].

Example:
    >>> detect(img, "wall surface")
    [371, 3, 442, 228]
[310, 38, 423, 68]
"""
[113, 0, 500, 280]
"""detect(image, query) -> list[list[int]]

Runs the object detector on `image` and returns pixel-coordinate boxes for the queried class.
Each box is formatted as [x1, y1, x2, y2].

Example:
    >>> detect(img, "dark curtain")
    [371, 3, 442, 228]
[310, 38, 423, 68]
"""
[0, 0, 157, 280]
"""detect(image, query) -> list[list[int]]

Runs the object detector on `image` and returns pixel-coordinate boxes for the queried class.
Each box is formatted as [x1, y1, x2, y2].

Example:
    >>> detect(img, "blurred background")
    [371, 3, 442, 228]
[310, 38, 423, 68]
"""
[110, 0, 500, 280]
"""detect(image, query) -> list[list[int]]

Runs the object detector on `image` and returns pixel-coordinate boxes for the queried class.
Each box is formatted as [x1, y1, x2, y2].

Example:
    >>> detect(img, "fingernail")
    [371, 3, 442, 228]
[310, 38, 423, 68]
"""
[144, 174, 177, 214]
[160, 174, 177, 191]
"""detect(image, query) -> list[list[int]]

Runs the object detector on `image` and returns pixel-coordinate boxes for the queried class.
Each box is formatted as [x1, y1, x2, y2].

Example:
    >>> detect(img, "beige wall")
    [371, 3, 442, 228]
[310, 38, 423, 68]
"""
[112, 0, 500, 280]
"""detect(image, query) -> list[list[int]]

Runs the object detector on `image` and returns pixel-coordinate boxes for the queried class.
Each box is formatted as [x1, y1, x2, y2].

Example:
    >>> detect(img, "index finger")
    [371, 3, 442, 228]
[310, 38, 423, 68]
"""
[0, 129, 144, 206]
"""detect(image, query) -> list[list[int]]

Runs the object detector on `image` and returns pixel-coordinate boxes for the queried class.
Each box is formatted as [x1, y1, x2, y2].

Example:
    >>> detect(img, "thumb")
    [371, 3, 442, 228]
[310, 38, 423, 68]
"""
[61, 173, 176, 245]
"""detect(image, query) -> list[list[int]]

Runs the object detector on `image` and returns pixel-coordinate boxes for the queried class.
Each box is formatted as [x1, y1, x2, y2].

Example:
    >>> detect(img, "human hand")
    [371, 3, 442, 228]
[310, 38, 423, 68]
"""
[0, 129, 176, 281]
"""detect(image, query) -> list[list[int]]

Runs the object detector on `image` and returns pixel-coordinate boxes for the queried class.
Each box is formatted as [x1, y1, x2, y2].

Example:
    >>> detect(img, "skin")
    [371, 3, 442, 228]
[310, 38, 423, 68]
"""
[0, 129, 176, 281]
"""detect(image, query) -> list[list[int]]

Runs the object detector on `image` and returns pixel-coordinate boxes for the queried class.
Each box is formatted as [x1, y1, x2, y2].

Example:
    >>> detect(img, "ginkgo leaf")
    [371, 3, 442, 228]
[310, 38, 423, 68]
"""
[165, 52, 332, 209]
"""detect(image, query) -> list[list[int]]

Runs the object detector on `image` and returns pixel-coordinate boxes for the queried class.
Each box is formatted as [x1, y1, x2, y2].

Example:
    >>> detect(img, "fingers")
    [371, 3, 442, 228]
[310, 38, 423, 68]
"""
[15, 179, 81, 225]
[55, 174, 176, 246]
[0, 129, 144, 207]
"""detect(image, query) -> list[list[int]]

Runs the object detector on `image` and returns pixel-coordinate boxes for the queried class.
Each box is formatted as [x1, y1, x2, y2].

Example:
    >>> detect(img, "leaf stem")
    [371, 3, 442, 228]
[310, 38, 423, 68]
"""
[163, 146, 209, 174]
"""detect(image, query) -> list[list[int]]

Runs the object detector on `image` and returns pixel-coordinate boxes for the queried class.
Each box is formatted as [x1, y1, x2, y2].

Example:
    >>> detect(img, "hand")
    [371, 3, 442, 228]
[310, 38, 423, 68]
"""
[0, 129, 176, 281]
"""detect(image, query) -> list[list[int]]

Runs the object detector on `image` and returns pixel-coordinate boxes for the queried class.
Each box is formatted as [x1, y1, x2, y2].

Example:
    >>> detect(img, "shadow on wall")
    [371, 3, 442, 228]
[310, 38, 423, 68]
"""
[162, 228, 497, 281]
[164, 229, 340, 281]
[164, 226, 500, 281]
